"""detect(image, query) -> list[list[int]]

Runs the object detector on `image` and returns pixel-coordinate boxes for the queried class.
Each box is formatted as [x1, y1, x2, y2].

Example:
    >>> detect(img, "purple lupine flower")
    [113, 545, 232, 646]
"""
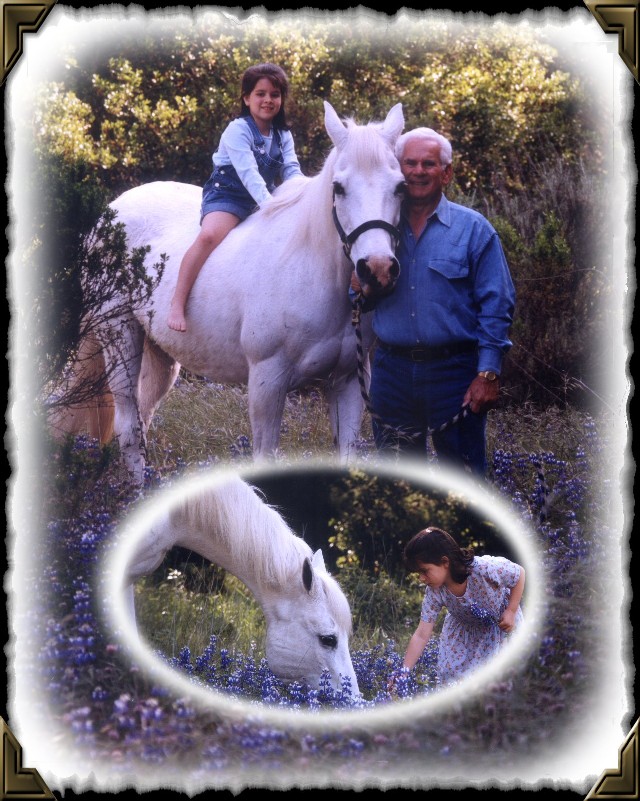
[469, 602, 499, 626]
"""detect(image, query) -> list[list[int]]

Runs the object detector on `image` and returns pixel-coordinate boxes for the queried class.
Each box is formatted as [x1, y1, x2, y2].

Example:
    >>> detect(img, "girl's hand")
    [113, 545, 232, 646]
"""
[387, 666, 409, 694]
[498, 609, 516, 632]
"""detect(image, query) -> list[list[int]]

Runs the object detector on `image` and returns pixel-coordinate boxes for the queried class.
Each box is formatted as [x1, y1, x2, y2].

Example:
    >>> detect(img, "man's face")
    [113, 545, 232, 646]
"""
[400, 138, 452, 207]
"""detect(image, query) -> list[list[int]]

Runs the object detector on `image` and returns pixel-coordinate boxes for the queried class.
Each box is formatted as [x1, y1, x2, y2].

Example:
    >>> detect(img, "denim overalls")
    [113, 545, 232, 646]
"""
[200, 116, 284, 222]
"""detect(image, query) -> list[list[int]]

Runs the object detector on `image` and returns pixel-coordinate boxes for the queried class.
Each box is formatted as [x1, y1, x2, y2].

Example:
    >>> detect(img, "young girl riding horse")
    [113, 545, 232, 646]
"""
[168, 62, 303, 331]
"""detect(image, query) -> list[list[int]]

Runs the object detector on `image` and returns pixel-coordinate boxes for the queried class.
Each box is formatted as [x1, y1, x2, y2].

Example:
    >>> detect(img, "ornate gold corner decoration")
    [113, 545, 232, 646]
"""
[584, 0, 639, 82]
[584, 719, 639, 799]
[1, 0, 56, 85]
[1, 718, 55, 799]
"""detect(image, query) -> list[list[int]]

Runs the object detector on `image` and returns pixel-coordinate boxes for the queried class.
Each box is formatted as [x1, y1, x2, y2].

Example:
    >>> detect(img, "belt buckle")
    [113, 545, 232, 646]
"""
[410, 348, 426, 362]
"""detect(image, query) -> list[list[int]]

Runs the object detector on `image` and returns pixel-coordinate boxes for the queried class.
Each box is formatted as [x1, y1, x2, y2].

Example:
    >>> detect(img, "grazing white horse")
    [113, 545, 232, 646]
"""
[51, 102, 405, 480]
[122, 475, 359, 694]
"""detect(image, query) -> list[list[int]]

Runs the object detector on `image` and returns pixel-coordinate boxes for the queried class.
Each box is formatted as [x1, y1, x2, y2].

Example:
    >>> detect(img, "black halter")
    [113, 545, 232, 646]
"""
[332, 189, 401, 259]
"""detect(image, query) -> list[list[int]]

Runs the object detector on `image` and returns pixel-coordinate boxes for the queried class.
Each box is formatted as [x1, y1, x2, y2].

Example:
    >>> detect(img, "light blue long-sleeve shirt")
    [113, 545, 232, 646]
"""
[212, 117, 302, 207]
[371, 195, 516, 374]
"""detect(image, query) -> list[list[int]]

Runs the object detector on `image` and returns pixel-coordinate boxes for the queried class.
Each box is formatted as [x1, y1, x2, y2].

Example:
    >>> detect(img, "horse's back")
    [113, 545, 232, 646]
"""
[110, 181, 201, 251]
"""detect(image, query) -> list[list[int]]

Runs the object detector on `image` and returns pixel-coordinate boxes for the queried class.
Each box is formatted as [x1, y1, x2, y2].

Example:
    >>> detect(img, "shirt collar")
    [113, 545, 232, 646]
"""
[401, 193, 452, 228]
[432, 194, 451, 226]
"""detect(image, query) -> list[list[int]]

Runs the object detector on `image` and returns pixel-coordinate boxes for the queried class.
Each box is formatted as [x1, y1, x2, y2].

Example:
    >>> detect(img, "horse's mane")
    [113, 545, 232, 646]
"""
[340, 117, 397, 171]
[170, 477, 352, 632]
[258, 149, 338, 256]
[259, 117, 395, 256]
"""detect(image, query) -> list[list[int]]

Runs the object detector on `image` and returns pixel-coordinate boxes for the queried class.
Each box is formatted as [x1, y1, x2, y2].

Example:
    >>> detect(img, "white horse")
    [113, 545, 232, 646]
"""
[51, 102, 405, 480]
[123, 474, 359, 695]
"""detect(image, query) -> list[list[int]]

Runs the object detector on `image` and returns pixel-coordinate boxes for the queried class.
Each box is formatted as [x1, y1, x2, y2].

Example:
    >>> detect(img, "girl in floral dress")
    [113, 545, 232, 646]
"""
[400, 527, 525, 686]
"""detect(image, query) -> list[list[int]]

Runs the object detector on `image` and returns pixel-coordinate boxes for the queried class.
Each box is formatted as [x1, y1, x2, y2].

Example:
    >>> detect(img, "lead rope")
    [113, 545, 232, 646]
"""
[351, 293, 472, 449]
[532, 455, 552, 524]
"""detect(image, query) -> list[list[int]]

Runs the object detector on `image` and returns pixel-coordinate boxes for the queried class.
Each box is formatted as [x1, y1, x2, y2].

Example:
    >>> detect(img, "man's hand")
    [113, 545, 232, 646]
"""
[463, 374, 500, 414]
[350, 270, 362, 294]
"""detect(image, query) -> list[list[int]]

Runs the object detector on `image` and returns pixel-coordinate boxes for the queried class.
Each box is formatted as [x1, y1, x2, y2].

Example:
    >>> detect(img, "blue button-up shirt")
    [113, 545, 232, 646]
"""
[372, 195, 516, 374]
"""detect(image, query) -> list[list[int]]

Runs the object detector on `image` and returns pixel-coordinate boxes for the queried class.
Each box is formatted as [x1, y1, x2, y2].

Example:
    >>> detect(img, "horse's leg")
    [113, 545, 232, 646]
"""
[326, 315, 376, 460]
[247, 362, 289, 458]
[138, 337, 181, 432]
[47, 332, 115, 444]
[325, 368, 366, 462]
[101, 316, 147, 483]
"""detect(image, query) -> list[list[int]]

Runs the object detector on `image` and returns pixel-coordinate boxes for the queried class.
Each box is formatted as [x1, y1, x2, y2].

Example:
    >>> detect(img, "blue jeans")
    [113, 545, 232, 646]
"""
[201, 166, 260, 222]
[369, 345, 487, 475]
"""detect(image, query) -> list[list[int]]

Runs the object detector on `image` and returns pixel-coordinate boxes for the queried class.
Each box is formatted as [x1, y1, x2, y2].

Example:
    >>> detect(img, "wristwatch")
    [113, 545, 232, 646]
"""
[477, 370, 498, 381]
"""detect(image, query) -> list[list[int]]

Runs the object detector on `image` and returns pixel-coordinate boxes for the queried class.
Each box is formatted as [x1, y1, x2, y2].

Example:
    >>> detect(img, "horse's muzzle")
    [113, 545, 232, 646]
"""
[356, 257, 400, 298]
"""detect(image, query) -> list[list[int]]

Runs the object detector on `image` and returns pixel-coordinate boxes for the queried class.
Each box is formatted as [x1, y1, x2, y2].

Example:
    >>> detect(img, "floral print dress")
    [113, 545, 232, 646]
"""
[420, 555, 523, 685]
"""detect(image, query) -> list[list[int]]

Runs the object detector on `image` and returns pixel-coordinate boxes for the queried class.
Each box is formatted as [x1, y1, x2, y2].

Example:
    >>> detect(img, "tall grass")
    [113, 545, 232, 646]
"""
[147, 369, 604, 472]
[146, 376, 341, 468]
[135, 572, 266, 660]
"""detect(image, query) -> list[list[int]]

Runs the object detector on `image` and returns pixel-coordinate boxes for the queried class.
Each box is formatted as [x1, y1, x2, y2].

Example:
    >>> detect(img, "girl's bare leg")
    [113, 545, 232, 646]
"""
[168, 211, 240, 331]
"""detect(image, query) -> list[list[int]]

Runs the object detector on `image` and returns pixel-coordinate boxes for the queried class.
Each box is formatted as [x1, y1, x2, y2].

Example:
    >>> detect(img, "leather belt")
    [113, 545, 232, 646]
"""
[377, 340, 477, 362]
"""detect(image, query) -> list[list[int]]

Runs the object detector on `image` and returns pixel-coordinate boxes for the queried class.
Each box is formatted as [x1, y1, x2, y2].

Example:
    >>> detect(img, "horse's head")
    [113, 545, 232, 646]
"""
[325, 101, 406, 299]
[264, 548, 359, 696]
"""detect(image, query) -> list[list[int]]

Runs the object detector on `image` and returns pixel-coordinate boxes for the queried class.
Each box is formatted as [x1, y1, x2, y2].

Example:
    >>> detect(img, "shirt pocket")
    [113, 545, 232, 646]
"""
[427, 258, 470, 281]
[423, 258, 472, 314]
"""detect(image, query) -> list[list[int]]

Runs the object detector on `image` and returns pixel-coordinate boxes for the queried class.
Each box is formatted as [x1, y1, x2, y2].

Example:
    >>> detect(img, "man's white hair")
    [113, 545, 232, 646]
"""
[395, 127, 453, 166]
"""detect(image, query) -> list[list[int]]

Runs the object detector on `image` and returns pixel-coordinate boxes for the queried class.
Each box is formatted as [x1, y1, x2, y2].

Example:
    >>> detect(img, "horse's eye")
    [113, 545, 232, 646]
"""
[319, 634, 338, 649]
[333, 182, 345, 197]
[394, 181, 407, 196]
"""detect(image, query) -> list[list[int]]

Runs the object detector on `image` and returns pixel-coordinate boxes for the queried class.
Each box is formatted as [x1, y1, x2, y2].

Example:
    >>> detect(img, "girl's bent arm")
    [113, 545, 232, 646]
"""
[403, 620, 435, 670]
[219, 121, 272, 206]
[499, 566, 525, 632]
[279, 130, 303, 181]
[506, 566, 525, 611]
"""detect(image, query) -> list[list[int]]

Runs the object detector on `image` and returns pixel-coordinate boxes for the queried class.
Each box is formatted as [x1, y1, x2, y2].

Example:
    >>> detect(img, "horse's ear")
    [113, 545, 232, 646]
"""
[302, 557, 313, 592]
[380, 103, 405, 146]
[311, 549, 327, 574]
[324, 101, 349, 150]
[303, 551, 328, 593]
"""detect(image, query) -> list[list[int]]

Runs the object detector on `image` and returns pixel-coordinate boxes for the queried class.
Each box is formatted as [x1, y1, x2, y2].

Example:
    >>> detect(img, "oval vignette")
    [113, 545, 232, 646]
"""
[102, 459, 547, 732]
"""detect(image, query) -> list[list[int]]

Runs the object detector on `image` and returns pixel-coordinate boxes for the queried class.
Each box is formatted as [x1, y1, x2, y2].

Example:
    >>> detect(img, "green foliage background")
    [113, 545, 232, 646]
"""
[23, 10, 612, 409]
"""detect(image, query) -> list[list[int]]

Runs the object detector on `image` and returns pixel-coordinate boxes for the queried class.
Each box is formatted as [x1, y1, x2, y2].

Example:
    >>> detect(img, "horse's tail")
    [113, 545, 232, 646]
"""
[47, 332, 115, 445]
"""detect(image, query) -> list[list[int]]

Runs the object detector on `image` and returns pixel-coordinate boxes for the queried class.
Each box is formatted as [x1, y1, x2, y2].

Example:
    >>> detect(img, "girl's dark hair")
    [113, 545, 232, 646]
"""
[239, 62, 291, 130]
[403, 527, 475, 584]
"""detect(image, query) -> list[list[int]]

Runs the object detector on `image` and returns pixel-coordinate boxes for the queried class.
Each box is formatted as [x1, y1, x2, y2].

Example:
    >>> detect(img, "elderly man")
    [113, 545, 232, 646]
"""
[360, 127, 515, 475]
